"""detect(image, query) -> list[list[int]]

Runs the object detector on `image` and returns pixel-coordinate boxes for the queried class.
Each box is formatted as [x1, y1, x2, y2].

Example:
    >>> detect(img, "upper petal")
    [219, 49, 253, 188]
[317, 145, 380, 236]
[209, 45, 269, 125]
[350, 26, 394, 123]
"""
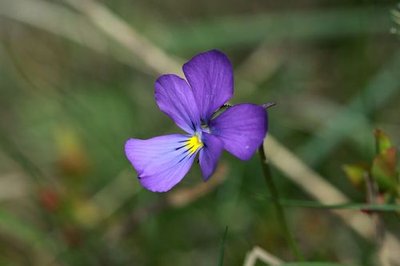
[125, 134, 197, 192]
[210, 104, 267, 160]
[199, 133, 224, 181]
[155, 74, 201, 133]
[183, 50, 233, 122]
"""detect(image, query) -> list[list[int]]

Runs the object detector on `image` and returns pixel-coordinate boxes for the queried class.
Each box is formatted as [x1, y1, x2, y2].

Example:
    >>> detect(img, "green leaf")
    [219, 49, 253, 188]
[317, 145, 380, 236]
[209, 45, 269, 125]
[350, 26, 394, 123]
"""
[371, 147, 398, 193]
[374, 129, 392, 154]
[342, 164, 367, 187]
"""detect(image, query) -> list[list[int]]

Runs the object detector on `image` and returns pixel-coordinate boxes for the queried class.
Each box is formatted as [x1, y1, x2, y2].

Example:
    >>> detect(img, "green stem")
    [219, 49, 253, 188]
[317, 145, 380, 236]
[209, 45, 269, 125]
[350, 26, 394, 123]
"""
[218, 226, 228, 266]
[258, 145, 304, 261]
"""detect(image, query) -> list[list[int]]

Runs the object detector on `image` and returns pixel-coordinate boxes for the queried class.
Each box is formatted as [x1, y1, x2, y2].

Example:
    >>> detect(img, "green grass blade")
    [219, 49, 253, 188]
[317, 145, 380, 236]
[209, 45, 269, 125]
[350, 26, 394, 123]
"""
[282, 263, 348, 266]
[218, 226, 228, 266]
[255, 195, 400, 212]
[279, 199, 400, 212]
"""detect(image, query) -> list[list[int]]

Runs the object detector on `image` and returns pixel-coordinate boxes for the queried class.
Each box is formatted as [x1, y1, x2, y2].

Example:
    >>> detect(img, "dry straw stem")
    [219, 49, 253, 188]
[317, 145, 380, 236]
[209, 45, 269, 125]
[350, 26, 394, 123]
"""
[63, 0, 183, 75]
[0, 0, 163, 72]
[94, 163, 228, 223]
[243, 246, 284, 266]
[104, 163, 228, 243]
[0, 0, 108, 54]
[167, 163, 228, 208]
[0, 173, 28, 201]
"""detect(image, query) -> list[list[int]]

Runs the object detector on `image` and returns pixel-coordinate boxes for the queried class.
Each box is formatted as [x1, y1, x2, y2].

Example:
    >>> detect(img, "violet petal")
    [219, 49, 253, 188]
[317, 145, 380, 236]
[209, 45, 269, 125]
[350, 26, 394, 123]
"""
[155, 74, 201, 134]
[199, 132, 224, 181]
[125, 134, 197, 192]
[210, 104, 267, 160]
[183, 50, 233, 122]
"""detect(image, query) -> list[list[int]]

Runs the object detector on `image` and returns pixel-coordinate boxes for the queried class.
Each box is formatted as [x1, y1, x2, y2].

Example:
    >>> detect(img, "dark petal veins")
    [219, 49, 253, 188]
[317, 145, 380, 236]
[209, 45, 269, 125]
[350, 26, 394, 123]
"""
[183, 50, 233, 122]
[125, 134, 198, 192]
[155, 74, 201, 134]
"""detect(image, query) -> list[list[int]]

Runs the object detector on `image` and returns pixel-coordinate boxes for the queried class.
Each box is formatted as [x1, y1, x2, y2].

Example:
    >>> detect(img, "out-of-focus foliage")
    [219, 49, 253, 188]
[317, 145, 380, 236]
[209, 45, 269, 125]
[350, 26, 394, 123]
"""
[0, 0, 400, 265]
[372, 129, 398, 193]
[343, 129, 399, 201]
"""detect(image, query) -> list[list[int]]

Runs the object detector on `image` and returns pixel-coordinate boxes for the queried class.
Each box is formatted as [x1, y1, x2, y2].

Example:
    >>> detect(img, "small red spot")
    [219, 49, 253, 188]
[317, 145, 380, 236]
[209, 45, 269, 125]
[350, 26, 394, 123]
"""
[38, 187, 60, 212]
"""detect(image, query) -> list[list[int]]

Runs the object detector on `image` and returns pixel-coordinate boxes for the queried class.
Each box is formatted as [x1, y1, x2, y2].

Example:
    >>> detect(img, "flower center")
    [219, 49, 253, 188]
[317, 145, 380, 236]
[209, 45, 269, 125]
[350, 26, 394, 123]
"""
[186, 134, 203, 155]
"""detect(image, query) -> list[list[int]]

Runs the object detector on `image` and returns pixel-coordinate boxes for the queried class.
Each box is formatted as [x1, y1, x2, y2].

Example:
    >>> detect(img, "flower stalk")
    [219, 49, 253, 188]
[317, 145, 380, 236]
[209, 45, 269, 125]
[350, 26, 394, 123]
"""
[258, 144, 303, 261]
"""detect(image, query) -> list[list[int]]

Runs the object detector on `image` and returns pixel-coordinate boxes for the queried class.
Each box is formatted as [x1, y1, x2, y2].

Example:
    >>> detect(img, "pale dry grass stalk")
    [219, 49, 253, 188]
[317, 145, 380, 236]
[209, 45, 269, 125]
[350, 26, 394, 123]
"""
[0, 0, 107, 54]
[167, 163, 228, 208]
[64, 0, 183, 75]
[243, 246, 283, 266]
[0, 173, 28, 201]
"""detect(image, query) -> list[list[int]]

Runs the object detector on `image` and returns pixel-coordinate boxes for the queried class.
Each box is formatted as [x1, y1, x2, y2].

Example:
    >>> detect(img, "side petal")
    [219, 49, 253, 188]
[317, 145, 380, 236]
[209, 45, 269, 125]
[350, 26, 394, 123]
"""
[210, 104, 267, 160]
[155, 74, 201, 133]
[199, 133, 224, 181]
[183, 50, 233, 122]
[125, 134, 197, 192]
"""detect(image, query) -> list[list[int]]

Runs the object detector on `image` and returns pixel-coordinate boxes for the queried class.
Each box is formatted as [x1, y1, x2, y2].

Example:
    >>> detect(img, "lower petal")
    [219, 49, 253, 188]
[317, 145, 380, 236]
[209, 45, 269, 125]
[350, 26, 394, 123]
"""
[210, 104, 268, 160]
[199, 133, 223, 181]
[125, 134, 197, 192]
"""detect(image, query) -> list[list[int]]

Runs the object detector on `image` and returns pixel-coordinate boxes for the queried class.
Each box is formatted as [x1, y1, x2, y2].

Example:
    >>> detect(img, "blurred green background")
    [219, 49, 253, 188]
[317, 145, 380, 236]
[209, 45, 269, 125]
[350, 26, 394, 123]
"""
[0, 0, 399, 265]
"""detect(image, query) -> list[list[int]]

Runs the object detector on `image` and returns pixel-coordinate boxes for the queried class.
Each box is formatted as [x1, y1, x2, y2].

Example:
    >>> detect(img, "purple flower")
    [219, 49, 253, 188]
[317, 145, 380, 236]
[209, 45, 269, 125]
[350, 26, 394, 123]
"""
[125, 50, 268, 192]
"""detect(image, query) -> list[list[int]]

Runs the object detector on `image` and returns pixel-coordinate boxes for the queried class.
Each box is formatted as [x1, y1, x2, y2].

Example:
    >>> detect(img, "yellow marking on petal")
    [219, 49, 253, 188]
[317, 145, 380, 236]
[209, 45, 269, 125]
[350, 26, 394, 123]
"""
[186, 135, 203, 155]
